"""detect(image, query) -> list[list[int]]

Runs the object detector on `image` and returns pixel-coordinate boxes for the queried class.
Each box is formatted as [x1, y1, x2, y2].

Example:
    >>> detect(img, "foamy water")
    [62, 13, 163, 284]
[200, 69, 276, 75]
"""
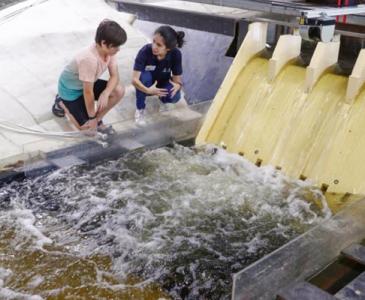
[0, 144, 330, 299]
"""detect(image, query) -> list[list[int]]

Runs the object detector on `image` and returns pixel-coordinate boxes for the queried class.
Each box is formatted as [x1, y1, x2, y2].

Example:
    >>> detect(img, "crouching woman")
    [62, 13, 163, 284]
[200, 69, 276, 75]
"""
[132, 25, 185, 125]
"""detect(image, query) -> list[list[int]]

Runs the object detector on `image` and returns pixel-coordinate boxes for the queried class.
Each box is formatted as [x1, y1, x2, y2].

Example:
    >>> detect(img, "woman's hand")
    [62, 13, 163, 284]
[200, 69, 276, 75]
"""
[147, 81, 168, 97]
[169, 80, 181, 98]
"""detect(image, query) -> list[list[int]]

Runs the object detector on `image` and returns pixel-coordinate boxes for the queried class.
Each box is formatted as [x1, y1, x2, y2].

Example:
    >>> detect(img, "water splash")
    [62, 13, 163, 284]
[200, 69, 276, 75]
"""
[0, 144, 330, 299]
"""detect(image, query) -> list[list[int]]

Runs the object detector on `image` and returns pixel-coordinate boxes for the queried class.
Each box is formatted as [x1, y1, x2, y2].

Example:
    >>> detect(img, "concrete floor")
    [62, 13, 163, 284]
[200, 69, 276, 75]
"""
[0, 0, 200, 169]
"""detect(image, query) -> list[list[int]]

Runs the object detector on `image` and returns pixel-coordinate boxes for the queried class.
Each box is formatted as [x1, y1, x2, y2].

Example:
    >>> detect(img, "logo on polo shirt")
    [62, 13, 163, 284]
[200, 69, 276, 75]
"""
[145, 65, 156, 71]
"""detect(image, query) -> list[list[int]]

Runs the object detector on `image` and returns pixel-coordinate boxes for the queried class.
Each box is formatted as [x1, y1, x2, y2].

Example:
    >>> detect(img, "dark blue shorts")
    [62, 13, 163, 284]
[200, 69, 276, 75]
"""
[61, 79, 107, 126]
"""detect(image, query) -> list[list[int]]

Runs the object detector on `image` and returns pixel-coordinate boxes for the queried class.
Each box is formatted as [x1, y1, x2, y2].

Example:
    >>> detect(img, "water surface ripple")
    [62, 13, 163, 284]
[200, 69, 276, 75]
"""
[0, 144, 330, 299]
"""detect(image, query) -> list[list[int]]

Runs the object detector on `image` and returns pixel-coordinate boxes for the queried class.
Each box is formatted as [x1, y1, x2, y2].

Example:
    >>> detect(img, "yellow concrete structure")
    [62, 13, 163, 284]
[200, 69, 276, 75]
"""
[346, 49, 365, 103]
[196, 23, 365, 196]
[305, 40, 340, 92]
[268, 34, 301, 81]
[197, 22, 267, 144]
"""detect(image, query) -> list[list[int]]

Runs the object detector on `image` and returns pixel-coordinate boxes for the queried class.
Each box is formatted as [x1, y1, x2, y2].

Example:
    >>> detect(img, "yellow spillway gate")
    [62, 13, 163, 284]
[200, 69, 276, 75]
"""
[196, 22, 365, 200]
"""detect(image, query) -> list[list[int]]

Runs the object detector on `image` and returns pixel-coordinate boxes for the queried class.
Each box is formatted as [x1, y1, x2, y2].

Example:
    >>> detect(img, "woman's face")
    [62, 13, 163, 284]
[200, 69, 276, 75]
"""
[152, 33, 168, 57]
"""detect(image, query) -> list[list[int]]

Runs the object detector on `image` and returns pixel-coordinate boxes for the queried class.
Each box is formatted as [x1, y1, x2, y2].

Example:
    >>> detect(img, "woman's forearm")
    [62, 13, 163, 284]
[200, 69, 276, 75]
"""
[132, 78, 151, 94]
[172, 75, 183, 87]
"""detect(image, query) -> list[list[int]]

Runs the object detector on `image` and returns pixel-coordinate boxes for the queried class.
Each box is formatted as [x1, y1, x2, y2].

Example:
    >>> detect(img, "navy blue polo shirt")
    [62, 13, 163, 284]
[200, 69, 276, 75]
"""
[133, 44, 182, 83]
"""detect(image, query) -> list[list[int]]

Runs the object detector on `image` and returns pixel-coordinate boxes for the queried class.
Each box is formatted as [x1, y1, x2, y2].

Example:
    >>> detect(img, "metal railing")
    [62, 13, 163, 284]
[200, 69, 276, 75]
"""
[232, 198, 365, 300]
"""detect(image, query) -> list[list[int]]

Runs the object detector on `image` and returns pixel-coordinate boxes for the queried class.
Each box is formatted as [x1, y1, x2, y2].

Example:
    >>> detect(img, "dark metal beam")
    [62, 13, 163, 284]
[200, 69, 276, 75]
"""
[172, 0, 314, 16]
[111, 0, 365, 39]
[115, 0, 241, 35]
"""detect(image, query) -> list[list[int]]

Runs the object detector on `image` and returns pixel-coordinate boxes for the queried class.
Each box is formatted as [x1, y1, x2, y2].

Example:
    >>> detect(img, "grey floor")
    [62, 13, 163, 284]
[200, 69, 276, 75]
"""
[0, 0, 26, 10]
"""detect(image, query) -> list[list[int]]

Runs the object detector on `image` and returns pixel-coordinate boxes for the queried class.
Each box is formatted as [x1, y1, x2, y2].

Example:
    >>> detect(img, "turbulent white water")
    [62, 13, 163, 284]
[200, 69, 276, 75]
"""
[0, 144, 331, 299]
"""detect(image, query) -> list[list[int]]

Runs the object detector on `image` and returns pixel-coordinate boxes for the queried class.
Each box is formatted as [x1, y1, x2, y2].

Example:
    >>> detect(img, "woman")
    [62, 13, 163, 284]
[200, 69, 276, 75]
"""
[132, 25, 185, 125]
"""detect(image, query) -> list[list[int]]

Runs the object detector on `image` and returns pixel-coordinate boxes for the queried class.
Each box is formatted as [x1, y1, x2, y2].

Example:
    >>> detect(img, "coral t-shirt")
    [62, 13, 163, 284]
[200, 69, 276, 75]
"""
[58, 44, 117, 101]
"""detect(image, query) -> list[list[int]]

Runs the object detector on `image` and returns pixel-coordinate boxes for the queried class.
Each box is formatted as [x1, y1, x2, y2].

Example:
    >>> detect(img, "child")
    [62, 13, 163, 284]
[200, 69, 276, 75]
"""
[52, 19, 127, 134]
[132, 25, 185, 125]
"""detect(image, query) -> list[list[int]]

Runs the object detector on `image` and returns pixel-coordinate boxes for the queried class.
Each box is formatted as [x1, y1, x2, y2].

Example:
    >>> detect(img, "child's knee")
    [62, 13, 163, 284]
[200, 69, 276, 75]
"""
[113, 84, 125, 101]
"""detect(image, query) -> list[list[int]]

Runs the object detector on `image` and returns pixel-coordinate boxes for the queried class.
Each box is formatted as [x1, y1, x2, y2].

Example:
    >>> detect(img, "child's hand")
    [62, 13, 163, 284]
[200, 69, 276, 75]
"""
[169, 80, 181, 98]
[98, 92, 109, 111]
[86, 118, 98, 130]
[148, 81, 168, 97]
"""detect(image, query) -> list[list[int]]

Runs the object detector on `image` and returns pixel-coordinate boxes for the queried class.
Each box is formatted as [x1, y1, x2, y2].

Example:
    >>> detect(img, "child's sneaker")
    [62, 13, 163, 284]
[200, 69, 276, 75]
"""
[135, 109, 146, 126]
[52, 95, 65, 117]
[97, 120, 116, 136]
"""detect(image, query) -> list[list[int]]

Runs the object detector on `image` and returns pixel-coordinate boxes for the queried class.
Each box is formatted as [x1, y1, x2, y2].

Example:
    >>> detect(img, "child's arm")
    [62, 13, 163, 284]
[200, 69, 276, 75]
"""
[82, 81, 98, 130]
[78, 57, 98, 128]
[98, 63, 120, 111]
[83, 81, 96, 118]
[106, 61, 120, 93]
